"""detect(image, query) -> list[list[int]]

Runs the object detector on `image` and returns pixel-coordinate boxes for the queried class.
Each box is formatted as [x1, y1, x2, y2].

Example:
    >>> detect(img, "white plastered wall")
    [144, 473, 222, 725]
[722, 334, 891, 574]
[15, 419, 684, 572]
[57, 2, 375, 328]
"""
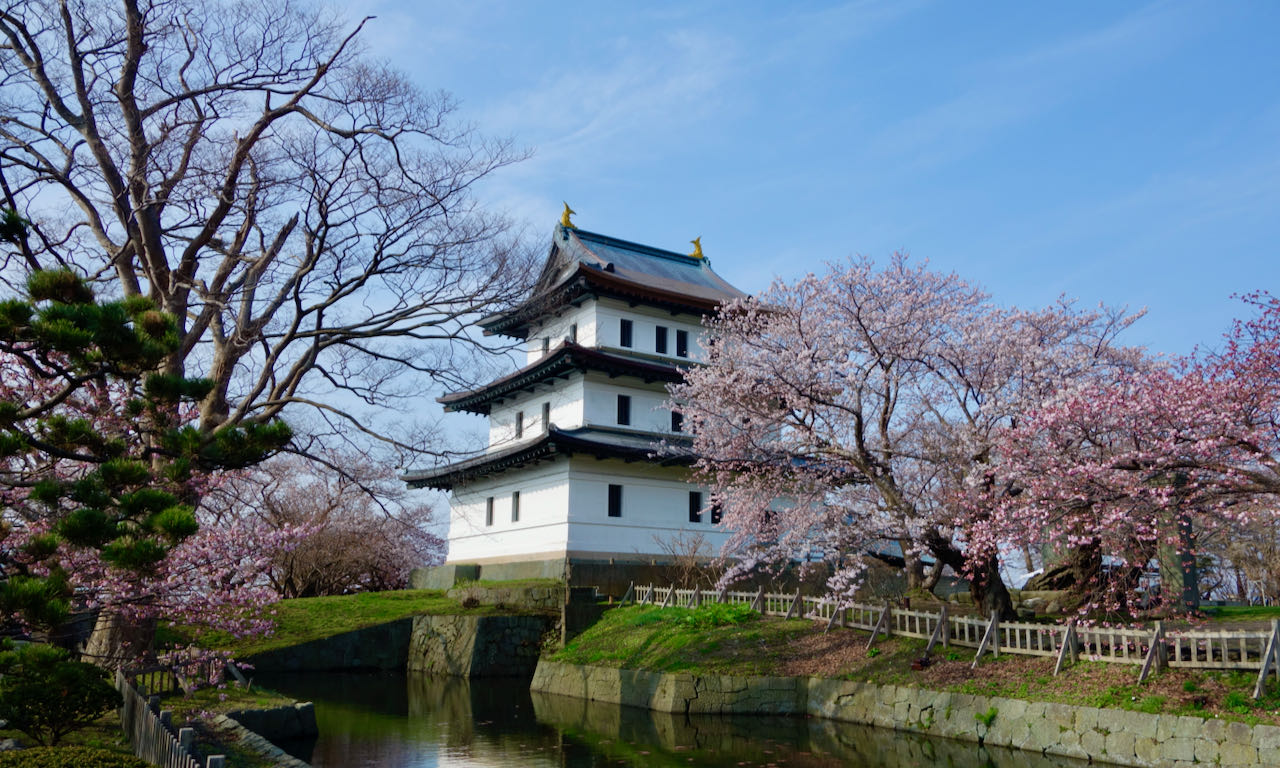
[580, 374, 677, 433]
[445, 461, 572, 564]
[525, 303, 598, 364]
[592, 299, 707, 360]
[565, 458, 729, 560]
[487, 378, 585, 452]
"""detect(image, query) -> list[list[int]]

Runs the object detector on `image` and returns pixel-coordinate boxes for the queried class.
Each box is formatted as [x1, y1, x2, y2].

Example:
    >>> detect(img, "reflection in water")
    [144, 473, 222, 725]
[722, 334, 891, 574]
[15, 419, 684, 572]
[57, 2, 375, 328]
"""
[256, 671, 1090, 768]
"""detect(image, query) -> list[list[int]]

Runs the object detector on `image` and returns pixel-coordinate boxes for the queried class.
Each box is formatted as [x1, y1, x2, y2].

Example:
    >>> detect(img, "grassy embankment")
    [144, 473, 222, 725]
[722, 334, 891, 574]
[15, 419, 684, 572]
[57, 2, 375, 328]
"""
[553, 603, 1280, 726]
[192, 579, 563, 658]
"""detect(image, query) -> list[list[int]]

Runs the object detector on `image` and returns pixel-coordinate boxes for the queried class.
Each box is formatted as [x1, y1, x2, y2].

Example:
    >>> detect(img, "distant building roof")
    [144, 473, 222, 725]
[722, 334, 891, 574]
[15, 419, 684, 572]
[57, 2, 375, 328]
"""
[401, 426, 693, 491]
[480, 225, 746, 339]
[438, 341, 685, 415]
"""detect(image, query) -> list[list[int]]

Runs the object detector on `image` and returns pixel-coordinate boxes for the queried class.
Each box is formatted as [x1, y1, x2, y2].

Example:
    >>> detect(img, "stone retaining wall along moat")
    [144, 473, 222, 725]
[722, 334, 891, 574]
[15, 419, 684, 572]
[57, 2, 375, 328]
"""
[531, 660, 1280, 767]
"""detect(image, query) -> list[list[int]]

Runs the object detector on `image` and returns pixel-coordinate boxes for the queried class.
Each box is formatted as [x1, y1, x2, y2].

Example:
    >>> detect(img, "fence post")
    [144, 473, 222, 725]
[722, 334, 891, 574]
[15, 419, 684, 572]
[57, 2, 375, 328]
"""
[924, 604, 949, 657]
[1254, 619, 1280, 699]
[207, 757, 226, 768]
[180, 727, 195, 752]
[661, 583, 675, 609]
[644, 583, 654, 605]
[1139, 621, 1165, 684]
[750, 585, 764, 613]
[866, 600, 891, 650]
[782, 589, 800, 619]
[824, 600, 841, 633]
[620, 581, 635, 605]
[1054, 619, 1078, 676]
[691, 585, 701, 608]
[971, 610, 1000, 669]
[717, 587, 728, 604]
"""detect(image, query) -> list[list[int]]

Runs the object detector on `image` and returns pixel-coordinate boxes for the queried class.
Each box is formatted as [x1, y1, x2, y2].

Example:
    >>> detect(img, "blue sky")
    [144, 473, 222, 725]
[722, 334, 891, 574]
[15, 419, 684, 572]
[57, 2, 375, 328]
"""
[352, 0, 1279, 357]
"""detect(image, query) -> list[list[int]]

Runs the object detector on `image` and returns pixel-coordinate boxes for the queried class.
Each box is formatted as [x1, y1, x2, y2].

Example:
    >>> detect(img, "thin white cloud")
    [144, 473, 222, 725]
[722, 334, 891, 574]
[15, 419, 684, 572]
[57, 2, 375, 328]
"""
[867, 2, 1193, 170]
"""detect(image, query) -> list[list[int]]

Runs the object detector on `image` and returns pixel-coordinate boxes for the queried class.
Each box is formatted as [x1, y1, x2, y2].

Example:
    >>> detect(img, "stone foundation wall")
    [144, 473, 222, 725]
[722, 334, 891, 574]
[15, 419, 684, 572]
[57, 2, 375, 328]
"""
[532, 660, 1280, 767]
[242, 620, 413, 672]
[409, 615, 553, 677]
[225, 703, 318, 742]
[445, 583, 565, 613]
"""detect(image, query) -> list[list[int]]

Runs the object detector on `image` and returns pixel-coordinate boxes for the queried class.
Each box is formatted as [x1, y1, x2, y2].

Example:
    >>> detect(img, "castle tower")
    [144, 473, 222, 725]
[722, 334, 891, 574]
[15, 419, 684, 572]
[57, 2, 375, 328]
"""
[403, 221, 745, 584]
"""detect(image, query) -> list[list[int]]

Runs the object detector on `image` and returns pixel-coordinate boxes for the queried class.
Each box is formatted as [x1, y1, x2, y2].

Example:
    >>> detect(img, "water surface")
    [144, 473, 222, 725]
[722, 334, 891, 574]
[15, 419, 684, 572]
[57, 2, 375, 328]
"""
[257, 671, 1089, 768]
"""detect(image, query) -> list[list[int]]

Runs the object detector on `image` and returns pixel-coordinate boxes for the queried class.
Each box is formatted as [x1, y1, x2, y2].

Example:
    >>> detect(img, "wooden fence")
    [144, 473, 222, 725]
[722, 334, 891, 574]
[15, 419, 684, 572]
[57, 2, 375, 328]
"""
[115, 667, 226, 768]
[622, 583, 1280, 699]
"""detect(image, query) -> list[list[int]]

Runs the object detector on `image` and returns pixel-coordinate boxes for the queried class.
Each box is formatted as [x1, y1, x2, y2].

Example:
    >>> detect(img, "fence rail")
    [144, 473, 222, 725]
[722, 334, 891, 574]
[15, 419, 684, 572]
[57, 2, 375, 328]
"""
[625, 582, 1280, 699]
[116, 668, 226, 768]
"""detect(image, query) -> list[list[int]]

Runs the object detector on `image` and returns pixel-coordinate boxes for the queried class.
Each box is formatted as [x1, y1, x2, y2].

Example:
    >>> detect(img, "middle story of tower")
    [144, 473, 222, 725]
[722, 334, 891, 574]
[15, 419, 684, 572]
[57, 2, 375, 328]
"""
[404, 223, 746, 566]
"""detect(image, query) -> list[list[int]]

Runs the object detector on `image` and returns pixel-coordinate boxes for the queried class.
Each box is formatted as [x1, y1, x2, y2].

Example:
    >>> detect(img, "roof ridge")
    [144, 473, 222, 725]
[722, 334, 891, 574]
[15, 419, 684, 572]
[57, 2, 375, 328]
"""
[571, 227, 705, 266]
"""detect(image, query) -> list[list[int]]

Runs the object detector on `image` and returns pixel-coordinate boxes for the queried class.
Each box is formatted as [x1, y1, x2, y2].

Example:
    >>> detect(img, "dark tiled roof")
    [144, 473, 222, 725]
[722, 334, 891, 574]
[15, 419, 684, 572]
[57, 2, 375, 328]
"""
[480, 225, 746, 339]
[401, 426, 694, 491]
[439, 342, 685, 415]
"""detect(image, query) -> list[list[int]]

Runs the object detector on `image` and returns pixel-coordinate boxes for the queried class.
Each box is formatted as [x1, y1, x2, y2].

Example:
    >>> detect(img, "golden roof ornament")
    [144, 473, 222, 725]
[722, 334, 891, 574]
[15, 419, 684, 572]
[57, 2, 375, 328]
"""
[689, 236, 704, 259]
[561, 202, 577, 229]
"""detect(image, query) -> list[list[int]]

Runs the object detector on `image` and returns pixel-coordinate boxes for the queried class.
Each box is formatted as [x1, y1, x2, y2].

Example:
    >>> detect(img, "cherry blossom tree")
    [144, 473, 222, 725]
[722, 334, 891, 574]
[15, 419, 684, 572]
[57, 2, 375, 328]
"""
[673, 254, 1142, 615]
[203, 452, 443, 598]
[982, 293, 1280, 615]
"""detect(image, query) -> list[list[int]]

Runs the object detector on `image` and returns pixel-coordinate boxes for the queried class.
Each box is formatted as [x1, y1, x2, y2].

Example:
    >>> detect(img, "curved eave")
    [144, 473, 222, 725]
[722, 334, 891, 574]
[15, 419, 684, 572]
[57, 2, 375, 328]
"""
[401, 428, 694, 491]
[478, 267, 725, 340]
[438, 343, 684, 415]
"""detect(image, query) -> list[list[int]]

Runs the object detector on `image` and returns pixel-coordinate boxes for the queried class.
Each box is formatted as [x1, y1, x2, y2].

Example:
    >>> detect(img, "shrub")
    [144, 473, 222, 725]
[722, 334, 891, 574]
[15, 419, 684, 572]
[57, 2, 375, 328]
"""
[0, 643, 121, 746]
[1223, 691, 1253, 714]
[0, 747, 148, 767]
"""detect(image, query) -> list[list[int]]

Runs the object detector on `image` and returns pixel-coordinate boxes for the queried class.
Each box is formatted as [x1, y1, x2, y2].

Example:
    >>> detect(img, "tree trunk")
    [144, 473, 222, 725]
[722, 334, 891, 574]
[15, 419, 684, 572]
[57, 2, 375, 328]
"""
[968, 553, 1015, 619]
[923, 530, 1016, 619]
[901, 539, 927, 591]
[82, 611, 156, 669]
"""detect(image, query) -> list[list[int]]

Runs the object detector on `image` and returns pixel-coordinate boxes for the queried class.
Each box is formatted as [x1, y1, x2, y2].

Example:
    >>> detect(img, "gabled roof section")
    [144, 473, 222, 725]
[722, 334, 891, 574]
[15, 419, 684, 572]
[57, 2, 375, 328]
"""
[480, 225, 746, 339]
[401, 426, 694, 491]
[439, 342, 685, 415]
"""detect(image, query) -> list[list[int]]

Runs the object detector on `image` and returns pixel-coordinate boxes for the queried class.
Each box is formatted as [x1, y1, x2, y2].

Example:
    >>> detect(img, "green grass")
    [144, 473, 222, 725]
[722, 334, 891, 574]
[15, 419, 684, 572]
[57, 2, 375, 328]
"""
[1202, 605, 1280, 621]
[553, 604, 810, 675]
[156, 683, 297, 721]
[194, 589, 508, 657]
[0, 712, 132, 755]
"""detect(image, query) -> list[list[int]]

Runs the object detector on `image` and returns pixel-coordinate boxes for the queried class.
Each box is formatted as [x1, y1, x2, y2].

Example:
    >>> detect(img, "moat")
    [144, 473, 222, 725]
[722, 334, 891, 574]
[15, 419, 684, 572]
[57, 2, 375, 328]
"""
[257, 671, 1089, 767]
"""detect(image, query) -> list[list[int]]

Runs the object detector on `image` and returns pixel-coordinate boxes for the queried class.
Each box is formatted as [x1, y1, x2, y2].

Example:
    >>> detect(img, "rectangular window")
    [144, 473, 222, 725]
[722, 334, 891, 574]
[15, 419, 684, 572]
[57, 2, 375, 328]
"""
[514, 411, 524, 438]
[569, 323, 578, 343]
[485, 497, 494, 527]
[511, 491, 520, 523]
[655, 325, 668, 354]
[688, 491, 703, 524]
[616, 395, 631, 426]
[676, 329, 689, 357]
[542, 402, 551, 432]
[620, 319, 633, 348]
[608, 484, 623, 517]
[670, 411, 683, 433]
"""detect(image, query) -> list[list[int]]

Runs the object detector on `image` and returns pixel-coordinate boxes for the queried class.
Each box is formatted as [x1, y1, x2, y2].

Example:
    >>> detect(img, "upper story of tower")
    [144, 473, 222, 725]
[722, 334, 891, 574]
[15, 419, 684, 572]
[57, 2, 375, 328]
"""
[478, 224, 745, 356]
[405, 221, 747, 486]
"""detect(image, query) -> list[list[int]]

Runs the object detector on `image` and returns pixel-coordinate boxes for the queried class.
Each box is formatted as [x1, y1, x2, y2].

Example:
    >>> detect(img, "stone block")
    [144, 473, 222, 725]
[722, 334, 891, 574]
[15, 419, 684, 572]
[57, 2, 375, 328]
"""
[1079, 728, 1106, 758]
[1160, 736, 1197, 763]
[1255, 725, 1280, 750]
[1134, 735, 1161, 764]
[1104, 729, 1135, 762]
[1194, 736, 1220, 765]
[1218, 742, 1258, 766]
